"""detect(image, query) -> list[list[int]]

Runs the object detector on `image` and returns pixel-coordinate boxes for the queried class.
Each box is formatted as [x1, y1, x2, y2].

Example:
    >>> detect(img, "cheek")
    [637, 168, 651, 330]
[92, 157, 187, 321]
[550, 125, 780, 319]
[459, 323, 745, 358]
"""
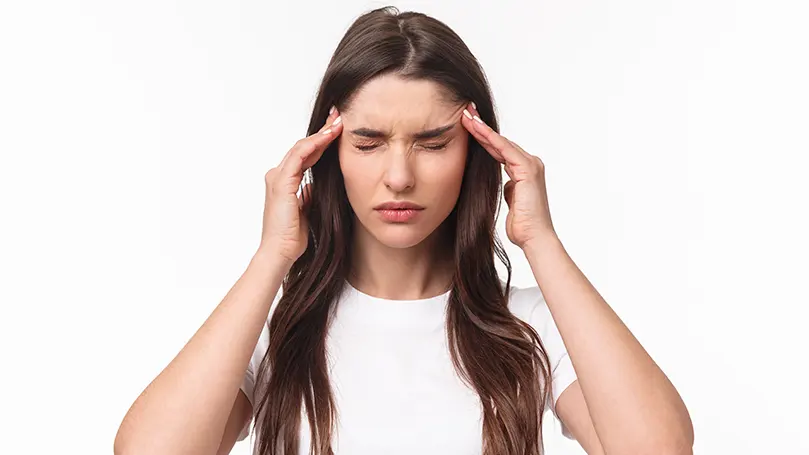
[432, 138, 468, 178]
[338, 146, 372, 200]
[417, 142, 468, 197]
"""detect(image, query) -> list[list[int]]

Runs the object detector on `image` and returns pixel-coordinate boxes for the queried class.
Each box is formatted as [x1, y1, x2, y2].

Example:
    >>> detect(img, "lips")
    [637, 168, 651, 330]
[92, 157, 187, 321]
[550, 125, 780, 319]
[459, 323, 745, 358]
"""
[373, 202, 425, 210]
[373, 201, 425, 223]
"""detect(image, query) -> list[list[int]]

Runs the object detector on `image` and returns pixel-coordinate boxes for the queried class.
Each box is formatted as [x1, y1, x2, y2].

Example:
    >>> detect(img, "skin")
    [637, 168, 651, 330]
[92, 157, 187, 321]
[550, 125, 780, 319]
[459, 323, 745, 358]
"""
[115, 73, 693, 455]
[337, 74, 468, 298]
[114, 109, 344, 455]
[462, 104, 695, 454]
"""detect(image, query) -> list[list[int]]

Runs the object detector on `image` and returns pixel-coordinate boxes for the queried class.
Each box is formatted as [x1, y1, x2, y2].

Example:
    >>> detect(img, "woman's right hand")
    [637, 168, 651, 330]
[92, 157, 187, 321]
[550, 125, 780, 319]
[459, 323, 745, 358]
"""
[259, 108, 343, 264]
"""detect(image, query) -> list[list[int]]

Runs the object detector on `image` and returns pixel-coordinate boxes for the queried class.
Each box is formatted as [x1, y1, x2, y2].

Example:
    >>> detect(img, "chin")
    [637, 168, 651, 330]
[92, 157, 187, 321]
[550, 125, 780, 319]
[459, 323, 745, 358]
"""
[369, 224, 432, 249]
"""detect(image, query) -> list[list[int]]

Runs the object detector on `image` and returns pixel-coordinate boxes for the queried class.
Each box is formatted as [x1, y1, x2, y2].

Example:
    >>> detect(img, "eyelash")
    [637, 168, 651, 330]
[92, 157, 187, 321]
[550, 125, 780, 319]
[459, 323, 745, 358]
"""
[355, 141, 450, 152]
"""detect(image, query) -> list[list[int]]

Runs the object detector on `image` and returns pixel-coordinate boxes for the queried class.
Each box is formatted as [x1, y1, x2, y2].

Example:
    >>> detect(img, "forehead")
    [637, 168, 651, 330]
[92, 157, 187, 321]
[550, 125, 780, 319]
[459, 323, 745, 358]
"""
[342, 74, 462, 131]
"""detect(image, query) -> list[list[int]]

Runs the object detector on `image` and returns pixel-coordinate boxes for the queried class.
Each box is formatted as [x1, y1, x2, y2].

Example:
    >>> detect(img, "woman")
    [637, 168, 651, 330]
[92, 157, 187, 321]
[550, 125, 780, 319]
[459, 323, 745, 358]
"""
[115, 7, 693, 455]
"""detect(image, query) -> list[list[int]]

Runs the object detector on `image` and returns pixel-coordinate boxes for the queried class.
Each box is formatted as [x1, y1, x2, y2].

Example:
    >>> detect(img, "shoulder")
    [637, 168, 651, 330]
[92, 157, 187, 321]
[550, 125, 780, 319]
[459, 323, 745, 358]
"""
[245, 290, 283, 375]
[248, 320, 270, 372]
[503, 280, 574, 387]
[504, 281, 553, 334]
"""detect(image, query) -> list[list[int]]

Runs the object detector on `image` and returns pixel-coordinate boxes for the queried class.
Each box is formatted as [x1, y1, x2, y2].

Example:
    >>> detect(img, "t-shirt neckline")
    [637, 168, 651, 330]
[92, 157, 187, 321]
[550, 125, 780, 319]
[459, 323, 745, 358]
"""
[344, 279, 451, 303]
[339, 279, 451, 326]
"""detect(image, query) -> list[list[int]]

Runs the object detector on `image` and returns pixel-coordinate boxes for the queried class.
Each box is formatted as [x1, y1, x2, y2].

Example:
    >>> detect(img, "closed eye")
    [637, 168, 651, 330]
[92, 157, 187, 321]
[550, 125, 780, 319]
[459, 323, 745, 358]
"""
[420, 141, 450, 151]
[354, 141, 450, 152]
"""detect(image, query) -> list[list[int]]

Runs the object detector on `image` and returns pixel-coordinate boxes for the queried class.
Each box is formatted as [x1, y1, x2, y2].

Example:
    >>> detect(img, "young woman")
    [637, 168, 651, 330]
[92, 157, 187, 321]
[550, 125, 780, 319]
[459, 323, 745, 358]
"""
[115, 7, 693, 455]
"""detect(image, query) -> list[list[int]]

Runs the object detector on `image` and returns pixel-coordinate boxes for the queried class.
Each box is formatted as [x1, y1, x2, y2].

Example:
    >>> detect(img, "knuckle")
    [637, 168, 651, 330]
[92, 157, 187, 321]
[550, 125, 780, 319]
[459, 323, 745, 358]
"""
[292, 140, 315, 158]
[300, 140, 316, 154]
[265, 167, 278, 182]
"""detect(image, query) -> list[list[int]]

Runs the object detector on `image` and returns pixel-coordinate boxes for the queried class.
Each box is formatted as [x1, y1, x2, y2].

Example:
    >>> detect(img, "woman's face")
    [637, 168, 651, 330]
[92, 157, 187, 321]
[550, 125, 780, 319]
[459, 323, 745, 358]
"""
[338, 74, 469, 249]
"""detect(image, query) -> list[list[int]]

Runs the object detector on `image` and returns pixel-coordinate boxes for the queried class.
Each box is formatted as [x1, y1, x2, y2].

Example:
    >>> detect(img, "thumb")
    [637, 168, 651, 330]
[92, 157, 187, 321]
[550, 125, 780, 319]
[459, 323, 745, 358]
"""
[503, 180, 515, 209]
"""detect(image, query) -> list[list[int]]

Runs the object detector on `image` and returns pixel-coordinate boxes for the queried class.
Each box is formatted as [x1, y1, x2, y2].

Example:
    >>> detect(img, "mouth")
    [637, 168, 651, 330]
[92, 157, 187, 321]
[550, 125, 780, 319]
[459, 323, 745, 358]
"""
[373, 202, 425, 223]
[373, 202, 425, 211]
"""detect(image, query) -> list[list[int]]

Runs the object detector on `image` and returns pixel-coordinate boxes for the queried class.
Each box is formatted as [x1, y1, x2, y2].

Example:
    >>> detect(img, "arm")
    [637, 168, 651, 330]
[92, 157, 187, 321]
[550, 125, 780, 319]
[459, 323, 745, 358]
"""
[524, 233, 693, 455]
[459, 103, 693, 454]
[114, 250, 290, 455]
[216, 390, 253, 455]
[114, 106, 343, 455]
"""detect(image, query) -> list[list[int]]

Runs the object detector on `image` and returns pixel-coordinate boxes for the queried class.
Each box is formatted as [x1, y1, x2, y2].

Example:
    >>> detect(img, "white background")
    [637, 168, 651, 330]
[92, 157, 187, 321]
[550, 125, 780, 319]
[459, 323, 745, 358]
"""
[1, 1, 807, 454]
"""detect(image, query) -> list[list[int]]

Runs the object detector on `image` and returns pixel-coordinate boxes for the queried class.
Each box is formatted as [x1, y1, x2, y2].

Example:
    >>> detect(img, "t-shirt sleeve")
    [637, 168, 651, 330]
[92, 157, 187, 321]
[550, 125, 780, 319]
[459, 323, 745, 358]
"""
[236, 320, 270, 441]
[510, 284, 578, 439]
[236, 291, 282, 442]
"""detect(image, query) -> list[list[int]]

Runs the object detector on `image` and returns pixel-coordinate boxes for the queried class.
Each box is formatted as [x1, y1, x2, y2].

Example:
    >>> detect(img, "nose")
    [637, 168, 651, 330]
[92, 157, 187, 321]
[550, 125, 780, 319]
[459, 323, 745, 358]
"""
[382, 147, 415, 193]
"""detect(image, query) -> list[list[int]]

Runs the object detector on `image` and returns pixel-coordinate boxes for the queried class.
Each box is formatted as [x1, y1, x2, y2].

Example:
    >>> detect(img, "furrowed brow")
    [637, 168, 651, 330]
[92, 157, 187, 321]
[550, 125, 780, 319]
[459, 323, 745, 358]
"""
[412, 124, 454, 140]
[349, 128, 388, 139]
[349, 124, 455, 140]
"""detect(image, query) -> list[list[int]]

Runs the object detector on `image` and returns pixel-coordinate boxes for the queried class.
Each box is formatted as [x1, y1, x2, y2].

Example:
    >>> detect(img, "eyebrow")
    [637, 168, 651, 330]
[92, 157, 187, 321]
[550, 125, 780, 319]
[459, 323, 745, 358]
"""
[349, 124, 455, 140]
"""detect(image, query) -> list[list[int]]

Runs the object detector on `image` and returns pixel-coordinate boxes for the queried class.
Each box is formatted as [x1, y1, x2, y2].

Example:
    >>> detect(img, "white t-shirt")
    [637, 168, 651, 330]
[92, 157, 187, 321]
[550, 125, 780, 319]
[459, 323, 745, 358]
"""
[237, 280, 577, 452]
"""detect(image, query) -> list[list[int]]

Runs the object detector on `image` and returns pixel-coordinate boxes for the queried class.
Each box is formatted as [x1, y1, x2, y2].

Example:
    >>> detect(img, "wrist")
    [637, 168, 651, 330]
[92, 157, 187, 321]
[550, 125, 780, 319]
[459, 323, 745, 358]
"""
[252, 245, 294, 274]
[521, 231, 563, 256]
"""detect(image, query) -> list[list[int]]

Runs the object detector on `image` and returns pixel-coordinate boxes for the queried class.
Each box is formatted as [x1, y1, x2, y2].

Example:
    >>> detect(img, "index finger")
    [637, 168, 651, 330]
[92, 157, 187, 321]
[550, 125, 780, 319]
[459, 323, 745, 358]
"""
[281, 109, 343, 179]
[462, 105, 531, 167]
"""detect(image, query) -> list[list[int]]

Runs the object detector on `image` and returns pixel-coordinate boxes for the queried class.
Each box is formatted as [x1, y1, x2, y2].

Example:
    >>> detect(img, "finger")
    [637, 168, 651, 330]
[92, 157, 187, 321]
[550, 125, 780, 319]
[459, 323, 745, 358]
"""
[460, 108, 521, 182]
[461, 107, 505, 163]
[265, 166, 277, 183]
[280, 109, 343, 183]
[506, 137, 545, 176]
[278, 107, 341, 171]
[470, 119, 529, 167]
[301, 108, 343, 169]
[507, 138, 532, 158]
[463, 103, 501, 157]
[461, 113, 528, 184]
[320, 106, 341, 133]
[463, 104, 532, 168]
[460, 110, 522, 185]
[503, 179, 515, 208]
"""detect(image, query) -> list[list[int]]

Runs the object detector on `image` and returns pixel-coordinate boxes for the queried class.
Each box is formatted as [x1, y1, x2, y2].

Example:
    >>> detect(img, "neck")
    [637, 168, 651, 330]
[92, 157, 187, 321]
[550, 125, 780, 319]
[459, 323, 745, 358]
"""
[348, 219, 454, 300]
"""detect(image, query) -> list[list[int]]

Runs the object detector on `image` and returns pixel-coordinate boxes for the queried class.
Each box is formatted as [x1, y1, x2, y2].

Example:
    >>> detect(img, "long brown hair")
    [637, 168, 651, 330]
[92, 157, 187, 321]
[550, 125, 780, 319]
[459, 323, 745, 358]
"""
[251, 6, 553, 455]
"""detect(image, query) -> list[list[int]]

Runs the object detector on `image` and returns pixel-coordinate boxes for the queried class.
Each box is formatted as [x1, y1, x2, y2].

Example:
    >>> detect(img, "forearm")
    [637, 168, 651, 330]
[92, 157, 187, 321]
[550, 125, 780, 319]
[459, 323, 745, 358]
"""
[523, 234, 693, 454]
[115, 249, 290, 455]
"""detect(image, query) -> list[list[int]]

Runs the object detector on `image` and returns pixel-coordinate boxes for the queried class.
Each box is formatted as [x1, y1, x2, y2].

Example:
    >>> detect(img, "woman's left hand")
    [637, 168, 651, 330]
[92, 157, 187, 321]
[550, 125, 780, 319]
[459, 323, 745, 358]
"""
[461, 103, 557, 250]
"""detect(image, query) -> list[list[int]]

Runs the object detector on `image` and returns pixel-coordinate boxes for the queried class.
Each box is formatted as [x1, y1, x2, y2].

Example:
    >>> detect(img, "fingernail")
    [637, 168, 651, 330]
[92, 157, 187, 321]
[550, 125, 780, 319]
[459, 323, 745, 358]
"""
[473, 115, 484, 124]
[329, 106, 335, 114]
[322, 128, 332, 135]
[471, 101, 477, 110]
[463, 109, 472, 120]
[332, 116, 342, 126]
